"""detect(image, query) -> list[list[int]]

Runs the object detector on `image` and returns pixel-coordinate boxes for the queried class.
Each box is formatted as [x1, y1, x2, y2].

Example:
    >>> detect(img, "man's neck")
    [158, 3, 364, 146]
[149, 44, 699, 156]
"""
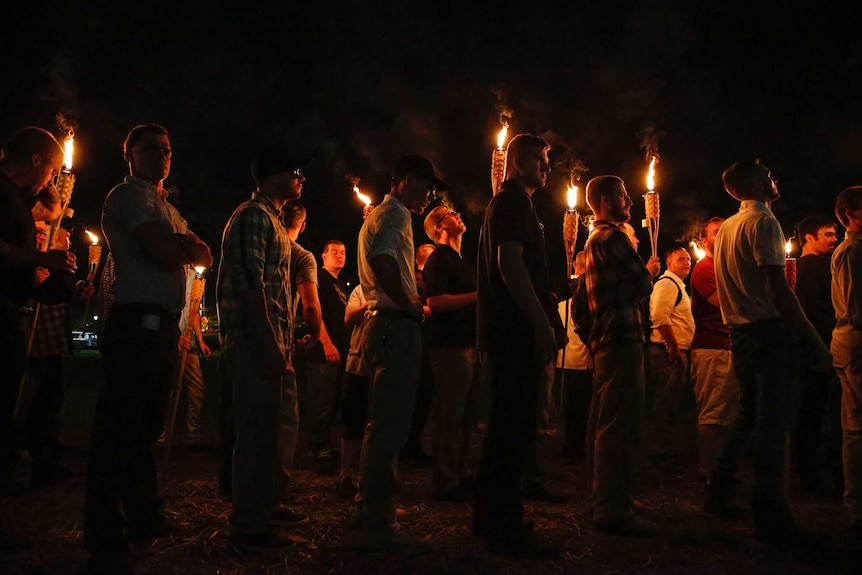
[505, 177, 534, 196]
[441, 234, 462, 254]
[801, 246, 821, 257]
[323, 266, 341, 278]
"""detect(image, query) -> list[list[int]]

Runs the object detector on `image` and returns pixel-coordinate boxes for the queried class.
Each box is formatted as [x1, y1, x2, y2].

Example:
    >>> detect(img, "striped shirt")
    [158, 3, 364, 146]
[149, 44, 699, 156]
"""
[216, 192, 293, 355]
[584, 221, 654, 352]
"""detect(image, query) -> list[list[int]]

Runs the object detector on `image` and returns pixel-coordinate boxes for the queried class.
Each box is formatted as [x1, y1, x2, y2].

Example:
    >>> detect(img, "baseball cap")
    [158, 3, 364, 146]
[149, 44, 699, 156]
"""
[251, 143, 312, 186]
[392, 155, 449, 191]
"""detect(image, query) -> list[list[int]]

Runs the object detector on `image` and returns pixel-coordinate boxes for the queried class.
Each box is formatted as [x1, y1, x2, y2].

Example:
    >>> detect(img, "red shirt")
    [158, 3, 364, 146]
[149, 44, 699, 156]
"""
[690, 256, 730, 350]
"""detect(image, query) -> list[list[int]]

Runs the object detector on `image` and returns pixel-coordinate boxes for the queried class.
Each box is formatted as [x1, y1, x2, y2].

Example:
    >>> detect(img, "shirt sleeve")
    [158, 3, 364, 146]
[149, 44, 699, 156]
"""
[291, 242, 318, 286]
[348, 285, 364, 307]
[753, 216, 786, 267]
[691, 260, 716, 300]
[367, 207, 409, 261]
[222, 205, 273, 294]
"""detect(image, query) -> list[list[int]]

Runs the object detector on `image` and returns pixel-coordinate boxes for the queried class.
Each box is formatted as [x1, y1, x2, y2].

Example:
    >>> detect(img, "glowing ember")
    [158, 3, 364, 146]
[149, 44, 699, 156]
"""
[646, 156, 657, 192]
[85, 230, 99, 244]
[354, 186, 371, 206]
[496, 125, 509, 150]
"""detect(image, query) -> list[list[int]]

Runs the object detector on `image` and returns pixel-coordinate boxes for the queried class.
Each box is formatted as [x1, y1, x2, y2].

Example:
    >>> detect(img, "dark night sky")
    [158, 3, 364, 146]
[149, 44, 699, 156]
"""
[4, 1, 862, 291]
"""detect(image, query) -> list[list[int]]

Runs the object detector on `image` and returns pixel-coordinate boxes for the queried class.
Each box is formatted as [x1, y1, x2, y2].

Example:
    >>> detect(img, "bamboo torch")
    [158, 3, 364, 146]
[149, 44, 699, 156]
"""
[491, 122, 509, 194]
[642, 155, 660, 258]
[563, 185, 580, 279]
[162, 266, 207, 487]
[80, 230, 102, 329]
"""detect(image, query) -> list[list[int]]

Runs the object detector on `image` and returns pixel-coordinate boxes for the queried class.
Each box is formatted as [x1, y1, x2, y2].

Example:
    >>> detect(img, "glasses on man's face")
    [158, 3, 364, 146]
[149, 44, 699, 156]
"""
[818, 232, 837, 238]
[292, 168, 303, 179]
[435, 210, 458, 227]
[134, 145, 172, 157]
[426, 183, 437, 200]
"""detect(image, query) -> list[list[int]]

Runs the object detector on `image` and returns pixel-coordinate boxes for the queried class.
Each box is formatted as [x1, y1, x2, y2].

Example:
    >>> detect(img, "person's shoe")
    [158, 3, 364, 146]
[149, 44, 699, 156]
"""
[522, 484, 568, 504]
[399, 448, 432, 468]
[357, 522, 432, 557]
[594, 515, 659, 536]
[433, 485, 473, 502]
[314, 451, 337, 476]
[230, 531, 294, 553]
[336, 476, 359, 499]
[127, 516, 184, 543]
[487, 531, 560, 560]
[703, 480, 748, 520]
[268, 507, 310, 528]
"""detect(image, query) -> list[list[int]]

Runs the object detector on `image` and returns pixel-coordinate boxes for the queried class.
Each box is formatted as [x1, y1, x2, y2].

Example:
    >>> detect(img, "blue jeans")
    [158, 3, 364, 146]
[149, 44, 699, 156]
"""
[713, 319, 794, 506]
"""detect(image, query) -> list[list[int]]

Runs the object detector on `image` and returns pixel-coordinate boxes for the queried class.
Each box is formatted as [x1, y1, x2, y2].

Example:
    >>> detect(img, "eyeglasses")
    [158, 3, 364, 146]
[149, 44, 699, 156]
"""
[292, 168, 303, 179]
[818, 232, 837, 238]
[134, 145, 172, 156]
[435, 210, 458, 226]
[427, 183, 437, 200]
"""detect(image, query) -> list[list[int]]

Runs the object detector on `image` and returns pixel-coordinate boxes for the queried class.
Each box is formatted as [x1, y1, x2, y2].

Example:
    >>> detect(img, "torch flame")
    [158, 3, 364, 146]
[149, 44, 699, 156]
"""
[63, 133, 74, 171]
[85, 230, 99, 245]
[690, 240, 706, 261]
[496, 125, 509, 150]
[194, 265, 207, 275]
[354, 186, 371, 206]
[567, 185, 578, 210]
[646, 156, 657, 192]
[786, 240, 792, 255]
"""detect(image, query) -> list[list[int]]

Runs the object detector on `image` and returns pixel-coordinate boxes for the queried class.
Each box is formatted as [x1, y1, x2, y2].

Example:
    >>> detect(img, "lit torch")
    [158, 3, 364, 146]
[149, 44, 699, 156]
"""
[785, 238, 797, 292]
[689, 240, 706, 262]
[642, 155, 660, 258]
[163, 265, 207, 487]
[46, 132, 76, 252]
[354, 185, 373, 220]
[491, 122, 509, 194]
[563, 185, 580, 279]
[85, 230, 102, 284]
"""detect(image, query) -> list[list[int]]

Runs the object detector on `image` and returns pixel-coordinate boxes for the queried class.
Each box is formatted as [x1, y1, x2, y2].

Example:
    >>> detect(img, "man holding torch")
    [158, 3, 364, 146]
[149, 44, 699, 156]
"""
[583, 175, 660, 537]
[473, 134, 564, 559]
[1, 126, 74, 496]
[703, 160, 830, 544]
[85, 124, 212, 573]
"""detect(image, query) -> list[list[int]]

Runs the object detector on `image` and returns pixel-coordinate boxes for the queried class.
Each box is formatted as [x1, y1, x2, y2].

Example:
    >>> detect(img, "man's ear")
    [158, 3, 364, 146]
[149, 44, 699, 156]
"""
[300, 220, 307, 234]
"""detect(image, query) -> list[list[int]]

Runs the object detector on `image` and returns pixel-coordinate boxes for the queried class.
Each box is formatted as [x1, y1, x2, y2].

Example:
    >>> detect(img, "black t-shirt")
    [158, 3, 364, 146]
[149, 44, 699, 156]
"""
[0, 172, 37, 303]
[796, 253, 834, 344]
[305, 268, 350, 363]
[476, 180, 562, 354]
[424, 245, 477, 348]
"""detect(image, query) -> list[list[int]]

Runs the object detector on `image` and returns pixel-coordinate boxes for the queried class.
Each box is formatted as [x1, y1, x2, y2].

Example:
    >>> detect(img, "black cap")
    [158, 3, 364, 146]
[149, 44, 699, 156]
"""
[392, 155, 449, 191]
[251, 143, 312, 186]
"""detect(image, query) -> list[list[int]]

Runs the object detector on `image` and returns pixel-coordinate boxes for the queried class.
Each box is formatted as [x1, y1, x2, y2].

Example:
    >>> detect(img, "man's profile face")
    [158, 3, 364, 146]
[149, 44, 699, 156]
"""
[807, 225, 838, 255]
[128, 133, 172, 184]
[702, 220, 722, 253]
[607, 183, 633, 224]
[519, 147, 551, 190]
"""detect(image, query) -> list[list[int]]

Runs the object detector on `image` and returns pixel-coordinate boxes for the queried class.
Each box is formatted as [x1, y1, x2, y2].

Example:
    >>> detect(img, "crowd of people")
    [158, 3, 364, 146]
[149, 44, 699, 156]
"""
[2, 124, 862, 573]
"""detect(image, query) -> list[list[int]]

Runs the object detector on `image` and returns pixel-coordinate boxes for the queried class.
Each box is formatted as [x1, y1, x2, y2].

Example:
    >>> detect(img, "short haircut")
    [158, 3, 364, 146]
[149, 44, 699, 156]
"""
[505, 133, 550, 173]
[123, 124, 168, 154]
[281, 200, 306, 230]
[700, 217, 724, 239]
[664, 244, 689, 266]
[1, 126, 62, 165]
[796, 215, 836, 245]
[322, 239, 345, 252]
[835, 186, 862, 227]
[721, 159, 764, 199]
[415, 243, 436, 267]
[585, 175, 624, 213]
[423, 205, 451, 244]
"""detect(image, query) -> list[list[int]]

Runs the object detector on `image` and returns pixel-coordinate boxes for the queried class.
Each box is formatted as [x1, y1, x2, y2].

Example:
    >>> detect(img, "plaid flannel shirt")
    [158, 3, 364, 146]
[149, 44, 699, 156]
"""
[584, 221, 654, 352]
[28, 302, 70, 358]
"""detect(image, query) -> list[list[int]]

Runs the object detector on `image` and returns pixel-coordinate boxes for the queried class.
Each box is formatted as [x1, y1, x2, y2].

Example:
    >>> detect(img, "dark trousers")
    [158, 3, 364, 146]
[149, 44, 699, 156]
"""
[562, 368, 593, 460]
[795, 359, 843, 483]
[403, 345, 434, 454]
[713, 320, 794, 507]
[84, 305, 178, 553]
[22, 355, 65, 471]
[0, 303, 28, 467]
[473, 351, 542, 534]
[341, 372, 370, 441]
